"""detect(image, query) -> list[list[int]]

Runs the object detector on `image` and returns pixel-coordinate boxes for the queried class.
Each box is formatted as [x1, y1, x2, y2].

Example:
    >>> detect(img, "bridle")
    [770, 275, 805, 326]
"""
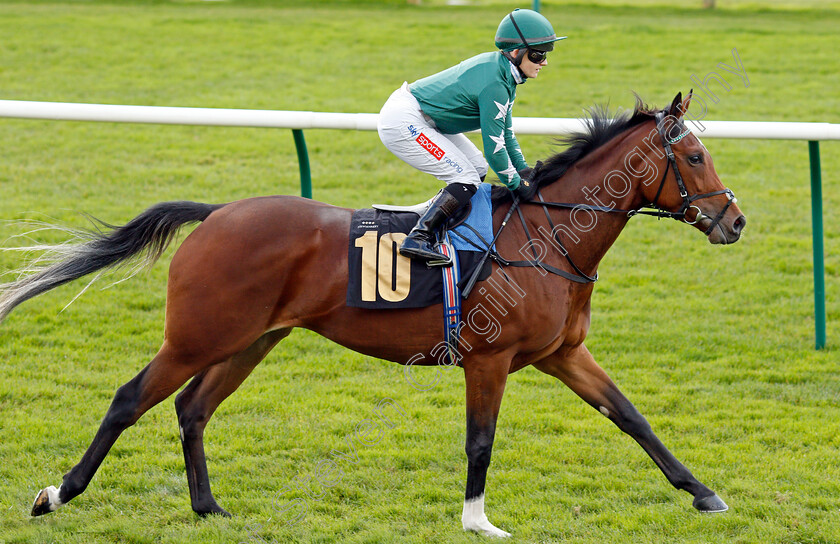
[459, 110, 738, 296]
[643, 111, 737, 235]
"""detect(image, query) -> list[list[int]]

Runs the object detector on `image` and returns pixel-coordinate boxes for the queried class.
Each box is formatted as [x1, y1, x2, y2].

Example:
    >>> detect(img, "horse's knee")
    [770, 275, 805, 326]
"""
[600, 389, 653, 434]
[606, 404, 650, 434]
[620, 413, 652, 437]
[465, 432, 494, 467]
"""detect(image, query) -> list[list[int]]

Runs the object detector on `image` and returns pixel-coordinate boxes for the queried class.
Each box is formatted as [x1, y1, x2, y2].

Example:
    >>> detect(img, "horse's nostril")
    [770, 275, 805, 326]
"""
[733, 215, 746, 233]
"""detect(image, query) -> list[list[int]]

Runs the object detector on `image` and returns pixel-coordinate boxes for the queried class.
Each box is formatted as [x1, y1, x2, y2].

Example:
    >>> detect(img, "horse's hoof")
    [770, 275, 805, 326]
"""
[462, 494, 511, 538]
[195, 502, 232, 518]
[693, 493, 728, 513]
[480, 526, 512, 538]
[464, 523, 511, 538]
[463, 517, 511, 538]
[31, 486, 62, 517]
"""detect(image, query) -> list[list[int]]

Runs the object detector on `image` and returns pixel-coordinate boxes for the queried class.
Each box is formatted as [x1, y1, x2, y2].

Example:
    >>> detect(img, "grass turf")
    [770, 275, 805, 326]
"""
[0, 1, 838, 543]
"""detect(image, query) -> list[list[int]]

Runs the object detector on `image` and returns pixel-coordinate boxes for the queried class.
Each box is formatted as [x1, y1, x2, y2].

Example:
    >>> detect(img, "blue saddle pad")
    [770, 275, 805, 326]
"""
[449, 183, 494, 252]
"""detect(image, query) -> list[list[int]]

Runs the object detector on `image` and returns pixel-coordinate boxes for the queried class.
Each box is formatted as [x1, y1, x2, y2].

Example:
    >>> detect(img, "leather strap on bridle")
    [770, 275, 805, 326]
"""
[459, 110, 738, 296]
[645, 111, 737, 236]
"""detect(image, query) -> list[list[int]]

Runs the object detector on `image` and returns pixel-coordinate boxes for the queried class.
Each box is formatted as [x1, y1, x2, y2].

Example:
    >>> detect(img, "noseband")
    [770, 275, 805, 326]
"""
[464, 110, 739, 292]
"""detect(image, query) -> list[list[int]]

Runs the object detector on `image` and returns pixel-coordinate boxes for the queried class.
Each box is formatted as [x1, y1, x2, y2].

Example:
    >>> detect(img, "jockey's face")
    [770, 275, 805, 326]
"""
[512, 49, 548, 79]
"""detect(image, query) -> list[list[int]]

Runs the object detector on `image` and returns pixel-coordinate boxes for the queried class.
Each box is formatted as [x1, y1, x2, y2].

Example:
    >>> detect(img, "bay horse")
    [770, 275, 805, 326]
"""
[0, 92, 744, 537]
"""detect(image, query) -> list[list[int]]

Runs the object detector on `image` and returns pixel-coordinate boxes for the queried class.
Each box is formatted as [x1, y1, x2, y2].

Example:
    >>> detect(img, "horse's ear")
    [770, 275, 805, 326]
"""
[668, 92, 683, 118]
[680, 90, 693, 117]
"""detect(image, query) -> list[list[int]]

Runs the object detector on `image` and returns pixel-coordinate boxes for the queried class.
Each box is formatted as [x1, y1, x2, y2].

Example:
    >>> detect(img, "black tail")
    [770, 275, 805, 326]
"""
[0, 201, 224, 322]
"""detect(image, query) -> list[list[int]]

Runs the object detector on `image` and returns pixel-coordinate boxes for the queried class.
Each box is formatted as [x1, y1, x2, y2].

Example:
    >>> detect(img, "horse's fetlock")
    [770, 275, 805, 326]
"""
[59, 477, 86, 502]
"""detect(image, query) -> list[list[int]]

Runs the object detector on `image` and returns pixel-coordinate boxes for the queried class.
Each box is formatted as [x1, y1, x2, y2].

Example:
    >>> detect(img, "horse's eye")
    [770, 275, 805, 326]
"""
[688, 154, 703, 166]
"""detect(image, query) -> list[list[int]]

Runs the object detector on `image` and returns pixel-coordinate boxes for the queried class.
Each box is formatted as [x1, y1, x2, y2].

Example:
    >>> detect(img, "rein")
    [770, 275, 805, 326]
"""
[460, 112, 737, 297]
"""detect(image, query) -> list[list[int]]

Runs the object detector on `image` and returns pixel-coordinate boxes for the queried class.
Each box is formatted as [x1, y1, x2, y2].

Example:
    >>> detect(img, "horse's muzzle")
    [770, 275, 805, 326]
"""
[707, 213, 746, 245]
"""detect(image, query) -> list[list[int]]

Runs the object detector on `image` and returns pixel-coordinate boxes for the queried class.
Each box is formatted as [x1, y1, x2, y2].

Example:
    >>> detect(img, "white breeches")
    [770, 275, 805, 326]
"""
[378, 83, 488, 186]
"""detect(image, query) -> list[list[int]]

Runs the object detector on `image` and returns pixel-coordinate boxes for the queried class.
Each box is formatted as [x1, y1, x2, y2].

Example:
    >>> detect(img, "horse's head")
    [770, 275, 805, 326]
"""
[641, 92, 746, 244]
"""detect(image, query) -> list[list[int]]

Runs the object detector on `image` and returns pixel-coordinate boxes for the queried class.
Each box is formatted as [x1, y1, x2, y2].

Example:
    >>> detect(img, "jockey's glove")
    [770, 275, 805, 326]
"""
[512, 163, 540, 201]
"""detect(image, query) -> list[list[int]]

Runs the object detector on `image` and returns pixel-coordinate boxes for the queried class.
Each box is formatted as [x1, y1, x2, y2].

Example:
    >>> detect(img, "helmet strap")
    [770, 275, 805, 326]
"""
[503, 11, 533, 79]
[502, 50, 528, 82]
[508, 11, 530, 50]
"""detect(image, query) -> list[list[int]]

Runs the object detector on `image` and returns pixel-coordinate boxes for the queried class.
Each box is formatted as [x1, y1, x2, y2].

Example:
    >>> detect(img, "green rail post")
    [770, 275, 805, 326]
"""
[809, 140, 826, 349]
[532, 0, 540, 11]
[292, 129, 312, 199]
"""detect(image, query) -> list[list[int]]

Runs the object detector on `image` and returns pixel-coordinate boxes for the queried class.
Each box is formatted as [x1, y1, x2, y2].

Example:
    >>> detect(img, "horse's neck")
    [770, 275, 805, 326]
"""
[534, 124, 654, 277]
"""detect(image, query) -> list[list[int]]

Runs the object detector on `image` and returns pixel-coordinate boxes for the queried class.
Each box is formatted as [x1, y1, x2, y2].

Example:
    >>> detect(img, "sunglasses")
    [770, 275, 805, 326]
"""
[526, 49, 548, 63]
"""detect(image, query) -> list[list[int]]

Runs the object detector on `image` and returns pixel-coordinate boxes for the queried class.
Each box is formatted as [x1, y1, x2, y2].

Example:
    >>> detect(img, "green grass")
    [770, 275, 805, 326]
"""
[0, 1, 838, 543]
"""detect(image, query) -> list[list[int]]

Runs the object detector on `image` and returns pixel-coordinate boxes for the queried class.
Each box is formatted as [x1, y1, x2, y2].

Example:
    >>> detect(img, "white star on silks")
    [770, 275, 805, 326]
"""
[494, 99, 511, 120]
[489, 131, 507, 154]
[499, 161, 518, 183]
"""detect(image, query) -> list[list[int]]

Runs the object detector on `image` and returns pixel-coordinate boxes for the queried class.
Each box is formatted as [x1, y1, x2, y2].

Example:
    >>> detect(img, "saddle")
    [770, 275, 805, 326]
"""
[372, 198, 473, 230]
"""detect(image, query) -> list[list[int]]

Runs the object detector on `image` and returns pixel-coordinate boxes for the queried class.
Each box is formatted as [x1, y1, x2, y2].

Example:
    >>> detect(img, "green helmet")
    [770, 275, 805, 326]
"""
[495, 9, 565, 52]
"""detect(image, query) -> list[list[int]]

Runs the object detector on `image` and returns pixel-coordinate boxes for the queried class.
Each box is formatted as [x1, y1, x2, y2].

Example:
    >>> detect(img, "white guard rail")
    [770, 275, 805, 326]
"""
[1, 99, 839, 140]
[0, 99, 835, 349]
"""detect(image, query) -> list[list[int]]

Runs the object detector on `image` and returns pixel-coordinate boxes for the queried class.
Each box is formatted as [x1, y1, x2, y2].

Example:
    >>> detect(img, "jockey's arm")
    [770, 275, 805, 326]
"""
[478, 85, 526, 190]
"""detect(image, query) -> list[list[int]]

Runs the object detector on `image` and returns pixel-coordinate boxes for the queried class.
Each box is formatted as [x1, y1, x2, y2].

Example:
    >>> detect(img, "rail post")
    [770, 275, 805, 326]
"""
[292, 129, 312, 199]
[809, 140, 826, 349]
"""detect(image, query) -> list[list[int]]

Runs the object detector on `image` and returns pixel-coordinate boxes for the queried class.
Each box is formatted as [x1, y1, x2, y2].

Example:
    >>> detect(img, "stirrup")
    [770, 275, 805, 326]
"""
[399, 245, 453, 267]
[425, 255, 453, 268]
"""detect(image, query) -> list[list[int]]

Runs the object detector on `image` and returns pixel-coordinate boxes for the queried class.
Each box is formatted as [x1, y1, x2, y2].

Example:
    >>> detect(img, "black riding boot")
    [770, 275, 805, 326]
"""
[399, 189, 463, 266]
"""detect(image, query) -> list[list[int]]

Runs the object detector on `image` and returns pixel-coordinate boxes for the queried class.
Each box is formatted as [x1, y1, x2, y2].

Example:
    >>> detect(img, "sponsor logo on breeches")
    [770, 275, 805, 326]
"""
[411, 130, 463, 173]
[415, 133, 445, 161]
[444, 157, 463, 174]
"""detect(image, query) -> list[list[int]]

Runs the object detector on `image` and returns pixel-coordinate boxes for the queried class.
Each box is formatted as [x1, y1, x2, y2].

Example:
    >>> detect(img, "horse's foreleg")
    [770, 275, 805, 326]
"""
[174, 328, 291, 517]
[461, 359, 512, 538]
[31, 344, 208, 516]
[534, 344, 728, 513]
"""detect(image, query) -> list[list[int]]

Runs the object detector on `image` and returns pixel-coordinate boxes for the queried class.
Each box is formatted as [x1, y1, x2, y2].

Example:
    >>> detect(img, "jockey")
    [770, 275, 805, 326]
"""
[378, 9, 565, 266]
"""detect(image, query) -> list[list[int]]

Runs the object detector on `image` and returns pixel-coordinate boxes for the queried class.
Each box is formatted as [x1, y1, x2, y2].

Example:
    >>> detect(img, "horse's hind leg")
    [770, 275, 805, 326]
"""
[534, 344, 728, 513]
[31, 344, 210, 516]
[174, 328, 291, 517]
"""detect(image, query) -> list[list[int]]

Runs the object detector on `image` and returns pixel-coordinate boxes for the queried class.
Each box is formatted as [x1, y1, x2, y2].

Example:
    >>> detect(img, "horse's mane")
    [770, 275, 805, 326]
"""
[491, 95, 661, 205]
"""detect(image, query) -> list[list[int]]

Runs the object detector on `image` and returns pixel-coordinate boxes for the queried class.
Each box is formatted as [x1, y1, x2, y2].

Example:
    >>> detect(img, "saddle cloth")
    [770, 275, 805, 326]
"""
[346, 186, 494, 310]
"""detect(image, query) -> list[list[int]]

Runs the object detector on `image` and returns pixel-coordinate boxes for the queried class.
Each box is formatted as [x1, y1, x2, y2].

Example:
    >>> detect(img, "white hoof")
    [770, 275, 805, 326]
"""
[468, 523, 512, 538]
[31, 485, 63, 516]
[462, 494, 511, 538]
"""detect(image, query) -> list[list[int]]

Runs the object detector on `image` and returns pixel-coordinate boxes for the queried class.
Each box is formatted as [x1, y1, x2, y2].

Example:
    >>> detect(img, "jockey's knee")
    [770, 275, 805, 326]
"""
[444, 183, 478, 207]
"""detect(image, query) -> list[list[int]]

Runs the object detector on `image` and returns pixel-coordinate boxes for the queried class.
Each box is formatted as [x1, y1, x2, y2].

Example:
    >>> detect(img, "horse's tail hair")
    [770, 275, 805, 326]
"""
[0, 201, 225, 323]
